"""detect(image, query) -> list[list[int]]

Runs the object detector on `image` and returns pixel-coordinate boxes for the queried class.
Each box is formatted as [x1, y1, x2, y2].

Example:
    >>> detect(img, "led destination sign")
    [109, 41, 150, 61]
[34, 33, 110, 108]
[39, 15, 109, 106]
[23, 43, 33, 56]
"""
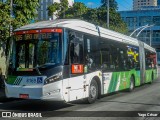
[15, 33, 52, 41]
[14, 28, 62, 41]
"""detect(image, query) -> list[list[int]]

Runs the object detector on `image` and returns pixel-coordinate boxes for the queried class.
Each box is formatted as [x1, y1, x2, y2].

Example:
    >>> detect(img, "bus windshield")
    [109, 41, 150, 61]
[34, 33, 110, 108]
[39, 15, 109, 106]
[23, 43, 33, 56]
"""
[14, 31, 62, 71]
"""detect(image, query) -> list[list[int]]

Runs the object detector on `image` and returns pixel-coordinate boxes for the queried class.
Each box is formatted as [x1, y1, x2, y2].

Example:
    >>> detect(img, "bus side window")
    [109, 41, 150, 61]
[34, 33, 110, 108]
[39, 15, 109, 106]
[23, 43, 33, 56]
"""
[69, 31, 84, 64]
[84, 36, 101, 70]
[145, 50, 157, 69]
[127, 46, 140, 70]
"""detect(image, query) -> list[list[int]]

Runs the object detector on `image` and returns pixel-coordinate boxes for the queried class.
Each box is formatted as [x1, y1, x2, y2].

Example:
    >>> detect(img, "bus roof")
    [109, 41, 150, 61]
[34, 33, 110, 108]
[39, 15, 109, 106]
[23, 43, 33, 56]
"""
[14, 19, 156, 52]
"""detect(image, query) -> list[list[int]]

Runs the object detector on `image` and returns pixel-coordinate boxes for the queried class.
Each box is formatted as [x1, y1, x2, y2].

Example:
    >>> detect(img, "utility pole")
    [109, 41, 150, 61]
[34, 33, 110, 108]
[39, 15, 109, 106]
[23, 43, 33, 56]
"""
[10, 0, 13, 36]
[149, 27, 152, 46]
[107, 0, 109, 29]
[6, 0, 13, 77]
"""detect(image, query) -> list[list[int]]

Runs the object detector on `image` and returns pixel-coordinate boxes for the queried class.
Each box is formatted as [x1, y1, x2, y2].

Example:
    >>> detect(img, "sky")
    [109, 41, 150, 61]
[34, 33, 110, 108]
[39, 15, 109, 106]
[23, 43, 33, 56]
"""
[74, 0, 133, 11]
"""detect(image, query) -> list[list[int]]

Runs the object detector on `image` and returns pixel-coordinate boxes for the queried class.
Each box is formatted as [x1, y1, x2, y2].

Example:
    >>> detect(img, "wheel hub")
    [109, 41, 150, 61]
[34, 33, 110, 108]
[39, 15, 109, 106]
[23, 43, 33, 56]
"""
[90, 85, 96, 98]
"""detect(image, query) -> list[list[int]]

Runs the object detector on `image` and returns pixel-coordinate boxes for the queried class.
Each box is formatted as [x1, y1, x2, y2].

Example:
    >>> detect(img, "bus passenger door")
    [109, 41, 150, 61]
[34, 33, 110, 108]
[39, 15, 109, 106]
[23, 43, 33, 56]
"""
[68, 73, 86, 101]
[68, 31, 86, 101]
[62, 65, 86, 102]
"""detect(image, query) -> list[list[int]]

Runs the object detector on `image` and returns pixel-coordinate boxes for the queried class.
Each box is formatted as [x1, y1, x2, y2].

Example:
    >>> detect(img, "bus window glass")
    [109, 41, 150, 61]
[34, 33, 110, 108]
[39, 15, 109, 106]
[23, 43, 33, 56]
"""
[17, 43, 35, 69]
[18, 44, 26, 68]
[37, 39, 59, 65]
[145, 50, 157, 69]
[127, 46, 139, 69]
[29, 43, 35, 68]
[84, 35, 100, 70]
[99, 39, 130, 71]
[15, 32, 62, 70]
[69, 31, 84, 64]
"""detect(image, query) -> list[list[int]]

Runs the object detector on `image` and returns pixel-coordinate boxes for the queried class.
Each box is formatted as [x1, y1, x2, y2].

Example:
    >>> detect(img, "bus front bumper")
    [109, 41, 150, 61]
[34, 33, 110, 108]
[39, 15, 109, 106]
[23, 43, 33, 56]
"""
[5, 82, 64, 101]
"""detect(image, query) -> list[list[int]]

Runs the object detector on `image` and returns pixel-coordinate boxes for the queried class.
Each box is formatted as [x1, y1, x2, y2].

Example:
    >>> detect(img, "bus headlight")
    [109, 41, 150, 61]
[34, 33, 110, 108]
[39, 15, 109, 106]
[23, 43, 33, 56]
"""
[44, 72, 62, 85]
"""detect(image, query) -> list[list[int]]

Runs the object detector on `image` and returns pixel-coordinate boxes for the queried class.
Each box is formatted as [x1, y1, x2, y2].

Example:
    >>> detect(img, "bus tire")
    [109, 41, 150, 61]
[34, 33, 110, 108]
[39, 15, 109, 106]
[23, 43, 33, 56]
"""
[128, 76, 135, 92]
[87, 79, 98, 104]
[0, 75, 5, 89]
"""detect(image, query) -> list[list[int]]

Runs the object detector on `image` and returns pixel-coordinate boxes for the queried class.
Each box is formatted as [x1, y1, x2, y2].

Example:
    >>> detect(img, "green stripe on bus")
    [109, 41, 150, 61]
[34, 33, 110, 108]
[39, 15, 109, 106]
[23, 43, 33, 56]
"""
[7, 76, 17, 84]
[108, 72, 119, 93]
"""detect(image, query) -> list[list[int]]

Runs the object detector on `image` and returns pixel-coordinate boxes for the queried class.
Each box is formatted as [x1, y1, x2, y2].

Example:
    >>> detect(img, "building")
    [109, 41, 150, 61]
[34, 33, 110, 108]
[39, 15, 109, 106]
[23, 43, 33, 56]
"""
[38, 0, 74, 21]
[133, 0, 157, 10]
[119, 8, 160, 63]
[158, 0, 160, 5]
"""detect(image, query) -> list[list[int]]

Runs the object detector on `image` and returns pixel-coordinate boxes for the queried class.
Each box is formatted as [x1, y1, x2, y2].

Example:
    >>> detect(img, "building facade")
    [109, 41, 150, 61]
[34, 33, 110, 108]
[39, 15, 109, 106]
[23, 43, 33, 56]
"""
[158, 0, 160, 5]
[133, 0, 157, 10]
[38, 0, 74, 21]
[119, 9, 160, 63]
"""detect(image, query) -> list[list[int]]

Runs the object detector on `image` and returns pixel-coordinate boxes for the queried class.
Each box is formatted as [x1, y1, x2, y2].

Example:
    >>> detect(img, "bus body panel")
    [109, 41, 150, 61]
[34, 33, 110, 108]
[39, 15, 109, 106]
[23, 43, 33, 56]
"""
[5, 78, 64, 101]
[145, 69, 158, 83]
[5, 19, 158, 102]
[102, 70, 140, 94]
[62, 71, 102, 102]
[67, 74, 86, 101]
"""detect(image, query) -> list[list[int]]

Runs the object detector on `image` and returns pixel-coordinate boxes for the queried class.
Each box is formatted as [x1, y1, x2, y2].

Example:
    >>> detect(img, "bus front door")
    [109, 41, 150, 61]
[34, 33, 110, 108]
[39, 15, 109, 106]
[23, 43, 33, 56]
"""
[68, 73, 86, 101]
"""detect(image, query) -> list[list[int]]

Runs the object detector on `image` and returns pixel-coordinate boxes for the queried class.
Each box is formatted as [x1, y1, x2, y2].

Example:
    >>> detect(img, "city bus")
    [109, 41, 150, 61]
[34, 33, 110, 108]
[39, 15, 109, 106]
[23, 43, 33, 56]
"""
[5, 19, 158, 103]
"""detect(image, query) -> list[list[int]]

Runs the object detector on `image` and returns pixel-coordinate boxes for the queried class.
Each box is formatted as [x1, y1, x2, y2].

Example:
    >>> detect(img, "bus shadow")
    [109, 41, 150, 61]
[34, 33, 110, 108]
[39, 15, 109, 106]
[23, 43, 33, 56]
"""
[0, 100, 74, 112]
[98, 100, 160, 106]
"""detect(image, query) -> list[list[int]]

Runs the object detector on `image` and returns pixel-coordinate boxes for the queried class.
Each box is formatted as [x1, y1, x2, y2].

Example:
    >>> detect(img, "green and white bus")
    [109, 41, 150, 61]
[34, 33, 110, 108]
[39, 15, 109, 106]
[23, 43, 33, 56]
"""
[5, 19, 158, 103]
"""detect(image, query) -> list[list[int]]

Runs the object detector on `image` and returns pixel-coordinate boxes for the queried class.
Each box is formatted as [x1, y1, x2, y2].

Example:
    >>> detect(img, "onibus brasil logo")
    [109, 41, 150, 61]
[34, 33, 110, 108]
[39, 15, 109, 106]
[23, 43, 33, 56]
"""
[2, 112, 42, 118]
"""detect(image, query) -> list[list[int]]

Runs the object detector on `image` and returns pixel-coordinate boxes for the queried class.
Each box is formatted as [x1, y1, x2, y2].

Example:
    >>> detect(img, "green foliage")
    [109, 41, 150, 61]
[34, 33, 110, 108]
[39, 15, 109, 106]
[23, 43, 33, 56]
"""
[13, 0, 39, 28]
[47, 0, 69, 18]
[0, 1, 11, 42]
[65, 2, 87, 19]
[0, 0, 39, 42]
[48, 2, 60, 16]
[60, 0, 69, 18]
[48, 1, 128, 34]
[83, 8, 98, 24]
[101, 0, 118, 10]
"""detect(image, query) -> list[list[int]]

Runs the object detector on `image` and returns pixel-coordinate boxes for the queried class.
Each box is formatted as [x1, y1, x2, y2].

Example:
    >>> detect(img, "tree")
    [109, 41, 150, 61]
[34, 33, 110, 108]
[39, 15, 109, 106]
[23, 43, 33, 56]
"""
[101, 0, 118, 10]
[48, 1, 127, 34]
[97, 0, 127, 33]
[0, 0, 39, 60]
[0, 0, 39, 42]
[65, 2, 88, 19]
[60, 0, 69, 18]
[47, 0, 69, 19]
[13, 0, 39, 28]
[0, 1, 11, 42]
[109, 8, 127, 33]
[71, 2, 88, 18]
[83, 8, 98, 24]
[96, 5, 128, 33]
[48, 2, 88, 19]
[48, 2, 60, 17]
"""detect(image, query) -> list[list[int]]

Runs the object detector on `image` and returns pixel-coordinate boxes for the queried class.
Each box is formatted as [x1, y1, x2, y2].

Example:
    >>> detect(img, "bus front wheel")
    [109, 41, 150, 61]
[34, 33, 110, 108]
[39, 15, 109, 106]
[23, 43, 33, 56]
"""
[87, 79, 98, 104]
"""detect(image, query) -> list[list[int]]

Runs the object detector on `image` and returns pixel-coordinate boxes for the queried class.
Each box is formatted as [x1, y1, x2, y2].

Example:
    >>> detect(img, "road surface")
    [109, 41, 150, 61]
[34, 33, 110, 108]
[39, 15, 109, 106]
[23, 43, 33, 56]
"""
[0, 68, 160, 120]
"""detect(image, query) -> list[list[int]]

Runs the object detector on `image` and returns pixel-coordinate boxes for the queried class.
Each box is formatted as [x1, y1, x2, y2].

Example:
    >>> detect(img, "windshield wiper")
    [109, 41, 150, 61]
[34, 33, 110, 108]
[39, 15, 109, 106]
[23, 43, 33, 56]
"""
[35, 65, 41, 75]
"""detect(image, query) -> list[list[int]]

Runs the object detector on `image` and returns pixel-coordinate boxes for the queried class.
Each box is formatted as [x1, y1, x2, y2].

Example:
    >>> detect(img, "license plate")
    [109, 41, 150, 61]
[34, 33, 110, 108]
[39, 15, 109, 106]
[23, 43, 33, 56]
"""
[19, 94, 29, 99]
